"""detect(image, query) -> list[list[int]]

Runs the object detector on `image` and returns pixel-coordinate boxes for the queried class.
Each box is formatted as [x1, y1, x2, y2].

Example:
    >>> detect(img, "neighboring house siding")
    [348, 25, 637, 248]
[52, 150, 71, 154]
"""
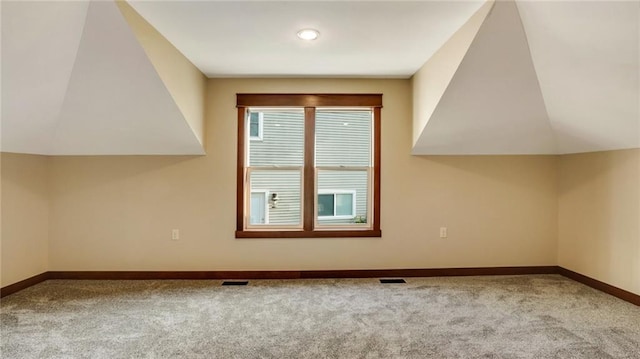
[250, 171, 301, 225]
[250, 111, 304, 167]
[316, 111, 371, 167]
[249, 110, 371, 225]
[317, 171, 368, 225]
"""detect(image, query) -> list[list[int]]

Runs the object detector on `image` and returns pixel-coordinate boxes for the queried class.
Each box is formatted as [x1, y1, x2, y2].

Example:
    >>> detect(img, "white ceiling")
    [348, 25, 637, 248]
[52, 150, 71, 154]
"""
[127, 0, 486, 78]
[1, 0, 639, 155]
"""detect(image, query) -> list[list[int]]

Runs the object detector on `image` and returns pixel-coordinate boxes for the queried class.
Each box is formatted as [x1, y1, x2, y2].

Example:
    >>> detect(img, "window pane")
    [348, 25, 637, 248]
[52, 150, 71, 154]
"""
[317, 170, 368, 225]
[316, 110, 371, 167]
[249, 169, 301, 226]
[318, 194, 334, 217]
[249, 110, 304, 167]
[336, 194, 353, 216]
[249, 112, 260, 138]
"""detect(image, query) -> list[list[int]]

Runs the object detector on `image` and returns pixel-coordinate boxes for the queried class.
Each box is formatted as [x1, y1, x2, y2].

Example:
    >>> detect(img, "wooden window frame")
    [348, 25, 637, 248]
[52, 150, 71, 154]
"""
[236, 94, 382, 238]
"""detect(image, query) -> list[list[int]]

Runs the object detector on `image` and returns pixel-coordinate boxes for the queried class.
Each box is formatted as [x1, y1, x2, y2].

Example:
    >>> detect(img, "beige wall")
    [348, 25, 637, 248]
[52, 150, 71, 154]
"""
[4, 78, 637, 298]
[1, 153, 50, 287]
[47, 78, 558, 271]
[558, 149, 640, 295]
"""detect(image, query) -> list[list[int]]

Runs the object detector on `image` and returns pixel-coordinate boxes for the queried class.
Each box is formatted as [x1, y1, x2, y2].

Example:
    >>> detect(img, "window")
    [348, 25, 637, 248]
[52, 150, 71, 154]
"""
[248, 112, 263, 140]
[318, 190, 356, 219]
[236, 94, 382, 238]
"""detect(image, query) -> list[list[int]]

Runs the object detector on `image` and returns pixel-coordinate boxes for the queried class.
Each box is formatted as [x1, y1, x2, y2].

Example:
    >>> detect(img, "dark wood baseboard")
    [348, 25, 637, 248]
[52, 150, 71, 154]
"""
[300, 266, 559, 279]
[48, 271, 301, 280]
[4, 267, 638, 307]
[557, 267, 640, 306]
[48, 266, 557, 280]
[0, 272, 50, 298]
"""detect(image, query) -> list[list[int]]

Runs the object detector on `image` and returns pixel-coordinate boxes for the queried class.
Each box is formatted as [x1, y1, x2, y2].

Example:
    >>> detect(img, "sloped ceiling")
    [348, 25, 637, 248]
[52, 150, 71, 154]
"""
[413, 0, 639, 155]
[1, 0, 204, 155]
[2, 0, 638, 156]
[412, 1, 494, 147]
[517, 0, 640, 154]
[1, 1, 88, 154]
[413, 0, 556, 155]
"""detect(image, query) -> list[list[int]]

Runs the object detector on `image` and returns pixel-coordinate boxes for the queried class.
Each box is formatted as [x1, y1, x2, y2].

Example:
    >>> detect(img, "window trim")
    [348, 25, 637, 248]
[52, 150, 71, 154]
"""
[236, 93, 382, 238]
[317, 190, 357, 220]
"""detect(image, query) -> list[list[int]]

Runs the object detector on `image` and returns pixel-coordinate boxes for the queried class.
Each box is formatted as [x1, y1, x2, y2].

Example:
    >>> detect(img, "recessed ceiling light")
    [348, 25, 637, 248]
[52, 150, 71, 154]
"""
[297, 29, 319, 41]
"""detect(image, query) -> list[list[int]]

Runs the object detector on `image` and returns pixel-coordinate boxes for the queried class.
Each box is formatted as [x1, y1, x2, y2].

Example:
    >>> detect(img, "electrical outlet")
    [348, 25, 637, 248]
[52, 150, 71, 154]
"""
[439, 227, 447, 238]
[172, 229, 180, 241]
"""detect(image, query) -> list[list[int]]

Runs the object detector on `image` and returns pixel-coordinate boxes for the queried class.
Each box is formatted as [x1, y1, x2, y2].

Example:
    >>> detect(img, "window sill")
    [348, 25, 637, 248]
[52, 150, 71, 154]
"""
[318, 216, 356, 220]
[235, 230, 381, 238]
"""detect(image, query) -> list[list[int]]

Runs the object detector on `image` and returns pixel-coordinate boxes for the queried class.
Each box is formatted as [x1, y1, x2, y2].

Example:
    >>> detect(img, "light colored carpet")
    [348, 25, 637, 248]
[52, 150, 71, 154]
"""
[1, 275, 639, 358]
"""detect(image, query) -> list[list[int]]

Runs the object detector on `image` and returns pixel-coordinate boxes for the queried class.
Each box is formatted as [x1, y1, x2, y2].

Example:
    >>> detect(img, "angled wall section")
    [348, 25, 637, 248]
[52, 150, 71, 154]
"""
[53, 1, 204, 155]
[1, 1, 89, 154]
[2, 0, 205, 155]
[412, 0, 494, 146]
[413, 0, 556, 155]
[116, 1, 206, 147]
[517, 1, 640, 154]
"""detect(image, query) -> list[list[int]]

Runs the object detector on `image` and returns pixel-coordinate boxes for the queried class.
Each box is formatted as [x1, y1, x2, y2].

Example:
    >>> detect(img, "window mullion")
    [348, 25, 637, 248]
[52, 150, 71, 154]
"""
[303, 107, 316, 231]
[315, 166, 370, 171]
[373, 106, 381, 231]
[236, 106, 247, 232]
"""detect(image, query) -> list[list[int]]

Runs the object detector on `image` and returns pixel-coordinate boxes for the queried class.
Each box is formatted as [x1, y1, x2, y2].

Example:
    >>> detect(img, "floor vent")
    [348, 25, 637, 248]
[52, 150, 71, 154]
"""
[379, 278, 406, 284]
[221, 281, 249, 286]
